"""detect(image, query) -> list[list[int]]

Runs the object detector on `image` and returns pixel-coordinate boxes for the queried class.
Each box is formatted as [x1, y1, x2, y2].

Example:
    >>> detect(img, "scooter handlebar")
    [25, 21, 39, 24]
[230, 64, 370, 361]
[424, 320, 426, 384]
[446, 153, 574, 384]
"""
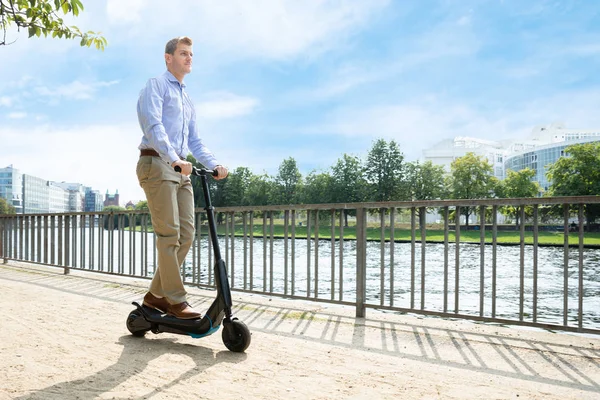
[174, 165, 218, 177]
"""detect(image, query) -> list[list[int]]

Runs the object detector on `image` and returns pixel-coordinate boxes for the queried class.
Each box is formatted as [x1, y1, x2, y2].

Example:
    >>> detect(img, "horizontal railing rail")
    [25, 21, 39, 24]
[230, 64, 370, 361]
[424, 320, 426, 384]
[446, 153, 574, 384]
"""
[1, 195, 599, 335]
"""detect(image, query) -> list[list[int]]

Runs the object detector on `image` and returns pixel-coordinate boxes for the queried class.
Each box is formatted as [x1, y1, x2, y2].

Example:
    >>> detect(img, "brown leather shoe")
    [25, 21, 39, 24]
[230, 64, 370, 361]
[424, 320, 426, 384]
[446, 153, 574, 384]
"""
[142, 292, 170, 313]
[168, 302, 201, 319]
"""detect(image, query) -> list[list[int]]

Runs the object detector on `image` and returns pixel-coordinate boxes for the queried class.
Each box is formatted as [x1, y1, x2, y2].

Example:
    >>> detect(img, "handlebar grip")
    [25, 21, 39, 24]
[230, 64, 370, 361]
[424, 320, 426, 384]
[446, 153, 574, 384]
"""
[174, 165, 218, 177]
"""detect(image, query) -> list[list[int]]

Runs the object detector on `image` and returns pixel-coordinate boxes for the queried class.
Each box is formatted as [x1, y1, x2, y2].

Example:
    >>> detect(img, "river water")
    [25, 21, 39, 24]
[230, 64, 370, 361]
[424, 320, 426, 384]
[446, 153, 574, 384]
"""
[211, 238, 600, 328]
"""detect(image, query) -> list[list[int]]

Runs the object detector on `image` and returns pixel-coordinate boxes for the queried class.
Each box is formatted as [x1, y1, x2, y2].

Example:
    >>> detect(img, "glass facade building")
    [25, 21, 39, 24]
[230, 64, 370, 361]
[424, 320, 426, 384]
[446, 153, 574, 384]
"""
[0, 165, 105, 214]
[505, 137, 600, 193]
[0, 165, 23, 213]
[85, 190, 104, 212]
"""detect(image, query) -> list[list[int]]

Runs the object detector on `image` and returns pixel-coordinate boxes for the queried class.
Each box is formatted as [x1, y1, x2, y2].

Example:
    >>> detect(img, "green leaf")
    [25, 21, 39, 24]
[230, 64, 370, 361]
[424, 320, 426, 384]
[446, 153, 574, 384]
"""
[28, 26, 36, 38]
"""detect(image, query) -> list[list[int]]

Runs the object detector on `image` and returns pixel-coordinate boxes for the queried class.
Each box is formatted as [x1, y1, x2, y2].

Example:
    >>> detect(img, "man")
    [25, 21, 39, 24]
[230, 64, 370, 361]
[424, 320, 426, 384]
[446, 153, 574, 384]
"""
[136, 36, 228, 319]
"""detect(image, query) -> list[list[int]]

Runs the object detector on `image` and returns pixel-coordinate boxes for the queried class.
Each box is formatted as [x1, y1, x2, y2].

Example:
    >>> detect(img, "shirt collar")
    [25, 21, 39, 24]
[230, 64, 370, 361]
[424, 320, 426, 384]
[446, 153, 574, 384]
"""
[163, 70, 186, 88]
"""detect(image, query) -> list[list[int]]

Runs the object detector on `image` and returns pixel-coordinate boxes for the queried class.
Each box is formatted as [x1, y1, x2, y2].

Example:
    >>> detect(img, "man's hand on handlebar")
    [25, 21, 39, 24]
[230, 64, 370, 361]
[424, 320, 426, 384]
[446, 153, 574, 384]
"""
[213, 165, 228, 180]
[173, 161, 228, 179]
[171, 159, 193, 176]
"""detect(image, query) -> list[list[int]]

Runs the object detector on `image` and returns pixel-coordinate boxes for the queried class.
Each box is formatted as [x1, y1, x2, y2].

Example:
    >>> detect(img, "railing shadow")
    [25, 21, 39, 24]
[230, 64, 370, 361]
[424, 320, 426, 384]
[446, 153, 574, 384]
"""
[234, 299, 600, 394]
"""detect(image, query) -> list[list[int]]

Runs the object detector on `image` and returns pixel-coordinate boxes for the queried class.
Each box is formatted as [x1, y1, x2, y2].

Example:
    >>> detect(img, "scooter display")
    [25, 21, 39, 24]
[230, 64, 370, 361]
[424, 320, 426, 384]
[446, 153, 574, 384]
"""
[126, 166, 251, 352]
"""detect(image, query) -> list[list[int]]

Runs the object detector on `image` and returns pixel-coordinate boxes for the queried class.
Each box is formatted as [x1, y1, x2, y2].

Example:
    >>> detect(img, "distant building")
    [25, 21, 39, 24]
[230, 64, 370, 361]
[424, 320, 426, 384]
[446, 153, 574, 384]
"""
[0, 165, 23, 213]
[0, 164, 107, 214]
[125, 200, 135, 209]
[504, 123, 600, 193]
[422, 136, 507, 180]
[53, 182, 86, 212]
[422, 122, 600, 190]
[48, 183, 69, 213]
[104, 190, 120, 208]
[85, 190, 104, 212]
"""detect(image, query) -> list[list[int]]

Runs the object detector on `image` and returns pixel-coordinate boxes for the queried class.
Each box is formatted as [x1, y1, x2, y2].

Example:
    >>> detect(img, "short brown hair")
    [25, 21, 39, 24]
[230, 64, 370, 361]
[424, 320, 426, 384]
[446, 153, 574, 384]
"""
[165, 36, 193, 55]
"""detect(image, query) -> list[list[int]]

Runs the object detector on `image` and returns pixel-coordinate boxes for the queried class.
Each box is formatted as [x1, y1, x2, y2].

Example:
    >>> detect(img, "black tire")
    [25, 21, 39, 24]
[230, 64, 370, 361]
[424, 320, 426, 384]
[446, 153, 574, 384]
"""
[222, 319, 251, 352]
[126, 310, 151, 337]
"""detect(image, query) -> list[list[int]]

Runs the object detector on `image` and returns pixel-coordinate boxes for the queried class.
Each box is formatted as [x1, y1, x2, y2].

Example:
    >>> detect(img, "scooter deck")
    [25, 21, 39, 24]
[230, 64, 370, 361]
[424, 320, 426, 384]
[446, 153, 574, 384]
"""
[134, 302, 205, 328]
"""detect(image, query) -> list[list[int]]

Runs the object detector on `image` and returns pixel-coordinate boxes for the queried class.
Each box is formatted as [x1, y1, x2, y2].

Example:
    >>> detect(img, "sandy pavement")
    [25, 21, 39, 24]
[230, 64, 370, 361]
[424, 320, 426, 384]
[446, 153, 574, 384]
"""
[0, 261, 598, 400]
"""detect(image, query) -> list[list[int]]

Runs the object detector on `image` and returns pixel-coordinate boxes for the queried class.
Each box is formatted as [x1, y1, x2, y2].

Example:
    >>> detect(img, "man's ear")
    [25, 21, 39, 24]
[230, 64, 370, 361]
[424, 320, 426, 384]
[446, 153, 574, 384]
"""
[165, 53, 171, 65]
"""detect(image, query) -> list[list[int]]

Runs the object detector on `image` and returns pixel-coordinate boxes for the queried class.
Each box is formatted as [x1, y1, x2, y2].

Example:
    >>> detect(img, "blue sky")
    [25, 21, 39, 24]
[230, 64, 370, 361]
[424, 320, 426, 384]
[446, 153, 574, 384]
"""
[1, 0, 599, 205]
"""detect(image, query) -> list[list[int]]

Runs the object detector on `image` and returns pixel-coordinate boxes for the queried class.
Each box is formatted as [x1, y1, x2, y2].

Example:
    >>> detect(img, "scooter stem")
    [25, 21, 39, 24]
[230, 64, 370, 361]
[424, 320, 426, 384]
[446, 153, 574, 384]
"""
[198, 169, 233, 316]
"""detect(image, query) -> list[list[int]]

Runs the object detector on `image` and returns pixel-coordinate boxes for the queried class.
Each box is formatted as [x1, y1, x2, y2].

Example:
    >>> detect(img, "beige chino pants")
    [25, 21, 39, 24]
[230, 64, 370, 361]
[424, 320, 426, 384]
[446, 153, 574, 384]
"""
[136, 155, 195, 304]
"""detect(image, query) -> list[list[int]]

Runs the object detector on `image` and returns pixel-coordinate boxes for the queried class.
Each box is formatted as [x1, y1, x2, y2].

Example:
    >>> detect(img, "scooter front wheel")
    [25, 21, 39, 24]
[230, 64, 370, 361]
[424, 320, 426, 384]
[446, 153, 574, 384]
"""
[126, 309, 151, 337]
[222, 318, 251, 352]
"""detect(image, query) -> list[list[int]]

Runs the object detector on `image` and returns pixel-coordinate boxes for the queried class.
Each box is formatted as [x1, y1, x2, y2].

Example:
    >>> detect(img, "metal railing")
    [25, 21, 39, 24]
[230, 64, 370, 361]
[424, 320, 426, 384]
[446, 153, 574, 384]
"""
[1, 196, 599, 334]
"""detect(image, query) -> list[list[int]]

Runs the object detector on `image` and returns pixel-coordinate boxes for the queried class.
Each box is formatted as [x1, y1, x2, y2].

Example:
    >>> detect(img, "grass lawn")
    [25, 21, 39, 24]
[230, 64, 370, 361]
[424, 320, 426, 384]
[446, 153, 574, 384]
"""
[127, 221, 600, 247]
[217, 223, 600, 247]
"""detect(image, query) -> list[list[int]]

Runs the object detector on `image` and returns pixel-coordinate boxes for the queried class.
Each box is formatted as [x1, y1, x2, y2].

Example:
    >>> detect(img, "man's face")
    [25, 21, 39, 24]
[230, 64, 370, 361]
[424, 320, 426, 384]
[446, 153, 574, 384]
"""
[166, 43, 193, 77]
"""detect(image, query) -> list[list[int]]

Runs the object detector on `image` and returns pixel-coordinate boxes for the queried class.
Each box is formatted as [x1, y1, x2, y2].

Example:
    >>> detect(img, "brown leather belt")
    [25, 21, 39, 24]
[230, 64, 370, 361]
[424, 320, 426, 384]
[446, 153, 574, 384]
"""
[140, 149, 185, 160]
[140, 149, 160, 157]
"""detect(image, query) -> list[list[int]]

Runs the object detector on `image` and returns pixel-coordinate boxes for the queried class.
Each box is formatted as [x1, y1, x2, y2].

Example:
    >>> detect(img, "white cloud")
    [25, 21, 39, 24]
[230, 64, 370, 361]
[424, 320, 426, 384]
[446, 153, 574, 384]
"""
[7, 112, 26, 119]
[197, 92, 259, 120]
[35, 80, 119, 101]
[310, 87, 600, 162]
[0, 97, 12, 107]
[194, 0, 390, 59]
[0, 123, 146, 205]
[106, 0, 144, 24]
[114, 0, 390, 61]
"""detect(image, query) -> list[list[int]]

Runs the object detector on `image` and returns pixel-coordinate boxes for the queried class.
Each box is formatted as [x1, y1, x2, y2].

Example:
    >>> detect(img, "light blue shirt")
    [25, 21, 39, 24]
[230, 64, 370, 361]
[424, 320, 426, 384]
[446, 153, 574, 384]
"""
[137, 70, 218, 169]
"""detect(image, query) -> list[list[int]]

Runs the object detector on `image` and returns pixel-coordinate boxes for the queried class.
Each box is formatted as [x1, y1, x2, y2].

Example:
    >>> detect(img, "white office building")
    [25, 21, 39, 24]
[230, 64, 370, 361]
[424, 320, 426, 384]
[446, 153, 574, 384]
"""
[0, 165, 103, 214]
[0, 165, 23, 213]
[504, 123, 600, 192]
[423, 122, 600, 188]
[422, 136, 508, 180]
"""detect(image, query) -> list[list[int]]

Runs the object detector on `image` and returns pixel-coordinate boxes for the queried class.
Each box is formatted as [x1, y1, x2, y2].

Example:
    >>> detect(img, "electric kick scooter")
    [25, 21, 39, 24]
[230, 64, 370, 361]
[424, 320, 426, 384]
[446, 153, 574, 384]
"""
[126, 166, 251, 352]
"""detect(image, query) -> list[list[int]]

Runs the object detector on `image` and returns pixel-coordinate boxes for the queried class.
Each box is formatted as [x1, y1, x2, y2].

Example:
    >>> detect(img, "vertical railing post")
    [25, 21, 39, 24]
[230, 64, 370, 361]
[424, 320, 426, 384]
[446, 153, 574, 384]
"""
[64, 215, 70, 275]
[355, 207, 367, 318]
[1, 218, 6, 263]
[454, 206, 461, 313]
[563, 204, 569, 327]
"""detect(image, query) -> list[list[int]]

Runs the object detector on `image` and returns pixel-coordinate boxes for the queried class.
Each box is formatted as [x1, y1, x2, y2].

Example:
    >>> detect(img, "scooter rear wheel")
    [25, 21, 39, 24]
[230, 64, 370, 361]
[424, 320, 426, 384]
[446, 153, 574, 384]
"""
[222, 319, 251, 352]
[126, 309, 151, 337]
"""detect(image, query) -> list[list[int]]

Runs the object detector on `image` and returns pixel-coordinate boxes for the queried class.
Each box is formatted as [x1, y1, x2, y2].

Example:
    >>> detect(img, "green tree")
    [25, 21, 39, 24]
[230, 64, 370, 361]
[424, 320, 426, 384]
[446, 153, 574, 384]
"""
[0, 197, 16, 214]
[546, 142, 600, 228]
[245, 173, 274, 207]
[407, 160, 446, 201]
[1, 0, 106, 49]
[497, 168, 542, 226]
[274, 157, 302, 205]
[134, 200, 148, 211]
[303, 171, 334, 205]
[406, 160, 447, 223]
[365, 139, 408, 202]
[133, 200, 149, 226]
[447, 152, 497, 227]
[331, 154, 366, 226]
[102, 205, 128, 230]
[224, 167, 253, 206]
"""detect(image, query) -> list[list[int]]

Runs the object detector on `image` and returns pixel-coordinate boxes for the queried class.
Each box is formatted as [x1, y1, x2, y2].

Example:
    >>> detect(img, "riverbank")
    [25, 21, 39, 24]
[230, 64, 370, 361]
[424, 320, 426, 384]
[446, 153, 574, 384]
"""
[127, 223, 600, 247]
